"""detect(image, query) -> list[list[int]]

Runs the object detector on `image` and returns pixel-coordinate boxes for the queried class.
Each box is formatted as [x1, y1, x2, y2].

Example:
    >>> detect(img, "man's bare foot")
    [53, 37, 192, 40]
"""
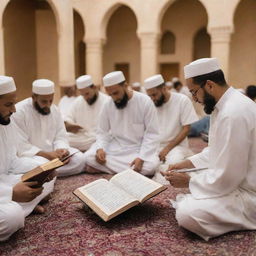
[33, 205, 45, 214]
[85, 165, 103, 174]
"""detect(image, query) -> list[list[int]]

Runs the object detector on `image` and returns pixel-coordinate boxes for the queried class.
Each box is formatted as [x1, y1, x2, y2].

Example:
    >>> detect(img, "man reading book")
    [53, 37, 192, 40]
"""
[0, 76, 55, 241]
[13, 79, 86, 177]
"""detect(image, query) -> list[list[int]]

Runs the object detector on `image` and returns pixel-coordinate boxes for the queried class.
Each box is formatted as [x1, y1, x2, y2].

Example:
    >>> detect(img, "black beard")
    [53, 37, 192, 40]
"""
[86, 93, 98, 105]
[114, 92, 129, 109]
[154, 94, 165, 107]
[34, 101, 50, 115]
[0, 113, 11, 125]
[203, 89, 216, 114]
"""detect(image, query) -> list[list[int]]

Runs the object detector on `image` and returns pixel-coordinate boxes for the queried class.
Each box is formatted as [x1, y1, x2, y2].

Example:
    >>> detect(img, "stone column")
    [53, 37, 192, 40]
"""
[208, 26, 233, 77]
[85, 37, 104, 86]
[138, 32, 159, 82]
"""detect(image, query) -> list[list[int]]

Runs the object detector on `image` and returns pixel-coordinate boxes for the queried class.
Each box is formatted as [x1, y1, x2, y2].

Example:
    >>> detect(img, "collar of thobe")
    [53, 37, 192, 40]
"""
[215, 87, 234, 111]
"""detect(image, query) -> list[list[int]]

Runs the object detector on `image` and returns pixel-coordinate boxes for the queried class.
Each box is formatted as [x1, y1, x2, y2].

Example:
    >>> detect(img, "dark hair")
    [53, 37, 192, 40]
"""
[246, 85, 256, 100]
[192, 70, 227, 87]
[173, 81, 182, 89]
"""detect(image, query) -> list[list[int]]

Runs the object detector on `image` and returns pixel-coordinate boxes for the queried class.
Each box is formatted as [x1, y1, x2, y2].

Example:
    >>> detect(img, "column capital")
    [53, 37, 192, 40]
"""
[137, 32, 160, 48]
[208, 26, 233, 43]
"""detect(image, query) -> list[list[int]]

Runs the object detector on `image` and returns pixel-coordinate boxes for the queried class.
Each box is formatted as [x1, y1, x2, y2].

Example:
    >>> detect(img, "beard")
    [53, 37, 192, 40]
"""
[203, 90, 216, 114]
[154, 94, 165, 107]
[114, 92, 129, 109]
[0, 113, 12, 125]
[34, 101, 50, 115]
[86, 93, 98, 105]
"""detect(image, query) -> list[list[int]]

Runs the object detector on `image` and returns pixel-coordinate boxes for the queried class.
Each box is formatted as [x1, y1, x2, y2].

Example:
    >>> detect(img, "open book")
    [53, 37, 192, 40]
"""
[73, 169, 166, 222]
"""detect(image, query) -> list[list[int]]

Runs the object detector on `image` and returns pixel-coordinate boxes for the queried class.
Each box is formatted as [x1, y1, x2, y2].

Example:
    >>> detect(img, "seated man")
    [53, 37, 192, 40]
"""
[144, 74, 198, 183]
[162, 58, 256, 240]
[13, 79, 85, 177]
[246, 85, 256, 102]
[64, 75, 109, 152]
[85, 71, 160, 176]
[0, 76, 55, 241]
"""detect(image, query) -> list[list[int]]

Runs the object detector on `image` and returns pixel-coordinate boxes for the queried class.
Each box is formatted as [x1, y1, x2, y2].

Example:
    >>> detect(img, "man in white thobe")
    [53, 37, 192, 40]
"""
[0, 76, 55, 241]
[64, 75, 109, 152]
[85, 71, 160, 176]
[13, 79, 86, 177]
[58, 85, 77, 119]
[144, 74, 198, 184]
[161, 58, 256, 240]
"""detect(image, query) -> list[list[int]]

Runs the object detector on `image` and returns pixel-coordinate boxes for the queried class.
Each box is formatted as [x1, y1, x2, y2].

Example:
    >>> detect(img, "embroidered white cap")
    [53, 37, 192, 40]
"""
[103, 71, 125, 87]
[132, 82, 141, 88]
[76, 75, 93, 89]
[144, 74, 164, 90]
[184, 58, 220, 79]
[0, 76, 16, 95]
[32, 79, 55, 95]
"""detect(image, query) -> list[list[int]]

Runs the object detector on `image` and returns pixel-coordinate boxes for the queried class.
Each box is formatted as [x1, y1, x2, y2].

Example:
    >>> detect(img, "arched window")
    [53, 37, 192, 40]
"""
[161, 31, 175, 54]
[193, 27, 210, 60]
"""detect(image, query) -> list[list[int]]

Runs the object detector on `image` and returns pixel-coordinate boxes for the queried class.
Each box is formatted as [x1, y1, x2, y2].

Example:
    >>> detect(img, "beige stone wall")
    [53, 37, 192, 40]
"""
[229, 0, 256, 88]
[103, 6, 140, 84]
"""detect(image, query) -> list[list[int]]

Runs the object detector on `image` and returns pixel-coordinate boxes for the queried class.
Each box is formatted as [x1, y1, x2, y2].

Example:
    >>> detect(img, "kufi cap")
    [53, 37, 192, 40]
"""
[184, 58, 220, 79]
[76, 75, 93, 89]
[144, 74, 164, 90]
[172, 77, 179, 83]
[103, 71, 125, 87]
[132, 82, 140, 88]
[0, 76, 16, 95]
[165, 81, 173, 88]
[32, 79, 55, 95]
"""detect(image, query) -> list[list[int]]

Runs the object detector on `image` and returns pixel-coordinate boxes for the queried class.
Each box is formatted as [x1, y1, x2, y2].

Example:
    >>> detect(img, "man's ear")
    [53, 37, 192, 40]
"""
[205, 80, 215, 91]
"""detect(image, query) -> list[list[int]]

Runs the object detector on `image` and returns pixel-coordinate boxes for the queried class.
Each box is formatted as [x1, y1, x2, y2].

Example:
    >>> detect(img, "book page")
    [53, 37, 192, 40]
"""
[76, 179, 138, 216]
[110, 169, 165, 203]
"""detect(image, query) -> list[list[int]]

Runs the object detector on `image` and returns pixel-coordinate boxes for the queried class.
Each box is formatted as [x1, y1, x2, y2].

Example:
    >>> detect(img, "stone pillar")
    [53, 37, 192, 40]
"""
[208, 26, 233, 78]
[138, 32, 159, 82]
[85, 37, 104, 86]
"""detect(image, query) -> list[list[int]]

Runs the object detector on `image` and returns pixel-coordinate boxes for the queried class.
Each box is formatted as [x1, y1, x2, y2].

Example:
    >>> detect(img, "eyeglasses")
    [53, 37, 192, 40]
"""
[190, 82, 206, 97]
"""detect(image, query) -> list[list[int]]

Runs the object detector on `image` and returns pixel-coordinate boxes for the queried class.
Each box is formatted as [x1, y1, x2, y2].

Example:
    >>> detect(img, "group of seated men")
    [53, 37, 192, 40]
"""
[0, 57, 256, 242]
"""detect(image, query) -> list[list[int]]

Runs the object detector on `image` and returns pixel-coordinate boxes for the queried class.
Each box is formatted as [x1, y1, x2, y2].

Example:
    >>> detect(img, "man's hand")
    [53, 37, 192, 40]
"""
[161, 171, 190, 188]
[130, 158, 144, 172]
[159, 146, 170, 162]
[96, 149, 106, 165]
[12, 181, 44, 202]
[65, 122, 84, 134]
[168, 159, 195, 172]
[44, 170, 57, 183]
[36, 151, 59, 160]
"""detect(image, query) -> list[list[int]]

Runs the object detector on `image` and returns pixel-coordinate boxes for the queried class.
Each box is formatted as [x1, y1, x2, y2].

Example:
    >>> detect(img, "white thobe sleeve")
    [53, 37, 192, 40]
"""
[188, 147, 210, 168]
[95, 105, 111, 151]
[52, 109, 69, 150]
[139, 100, 160, 160]
[180, 96, 199, 125]
[189, 115, 250, 199]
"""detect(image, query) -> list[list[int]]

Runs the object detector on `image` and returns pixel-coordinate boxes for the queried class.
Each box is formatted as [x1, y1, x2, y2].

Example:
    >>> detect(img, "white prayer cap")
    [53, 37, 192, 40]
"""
[132, 82, 140, 88]
[165, 81, 173, 88]
[0, 76, 16, 95]
[172, 77, 179, 83]
[103, 71, 125, 87]
[76, 75, 93, 89]
[144, 74, 164, 90]
[184, 58, 220, 79]
[32, 79, 55, 95]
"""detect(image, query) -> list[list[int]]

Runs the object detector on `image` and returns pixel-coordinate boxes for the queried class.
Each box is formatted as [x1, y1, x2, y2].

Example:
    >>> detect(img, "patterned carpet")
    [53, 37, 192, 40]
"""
[1, 138, 256, 256]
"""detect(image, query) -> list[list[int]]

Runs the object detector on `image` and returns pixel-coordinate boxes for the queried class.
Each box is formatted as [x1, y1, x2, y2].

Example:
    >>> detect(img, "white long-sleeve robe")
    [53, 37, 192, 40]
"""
[58, 95, 76, 119]
[153, 93, 198, 184]
[65, 92, 109, 151]
[0, 121, 55, 241]
[173, 87, 256, 240]
[85, 91, 160, 175]
[13, 98, 85, 176]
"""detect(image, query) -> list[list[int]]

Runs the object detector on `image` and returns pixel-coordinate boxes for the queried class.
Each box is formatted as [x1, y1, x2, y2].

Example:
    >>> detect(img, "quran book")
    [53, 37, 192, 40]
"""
[73, 169, 166, 222]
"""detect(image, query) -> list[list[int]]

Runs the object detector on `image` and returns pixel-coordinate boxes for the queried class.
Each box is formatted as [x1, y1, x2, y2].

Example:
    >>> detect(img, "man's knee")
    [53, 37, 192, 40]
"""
[0, 203, 25, 241]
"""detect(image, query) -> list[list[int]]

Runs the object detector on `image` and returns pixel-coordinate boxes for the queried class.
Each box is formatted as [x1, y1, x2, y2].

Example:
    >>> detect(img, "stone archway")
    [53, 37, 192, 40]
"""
[3, 0, 58, 101]
[193, 27, 210, 60]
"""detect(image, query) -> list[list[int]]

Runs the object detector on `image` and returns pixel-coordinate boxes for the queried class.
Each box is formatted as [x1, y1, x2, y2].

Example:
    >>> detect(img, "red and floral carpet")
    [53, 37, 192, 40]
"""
[1, 138, 256, 256]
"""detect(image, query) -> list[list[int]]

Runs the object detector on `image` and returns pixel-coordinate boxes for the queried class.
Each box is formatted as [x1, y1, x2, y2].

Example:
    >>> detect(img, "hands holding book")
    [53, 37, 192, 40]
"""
[37, 149, 70, 163]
